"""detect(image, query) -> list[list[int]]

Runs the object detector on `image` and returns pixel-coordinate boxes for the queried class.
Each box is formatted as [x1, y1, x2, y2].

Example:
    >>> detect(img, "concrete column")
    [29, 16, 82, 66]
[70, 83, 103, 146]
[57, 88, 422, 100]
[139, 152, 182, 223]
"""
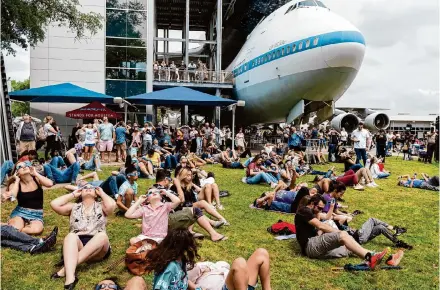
[216, 0, 222, 74]
[184, 105, 189, 125]
[145, 0, 155, 119]
[215, 88, 221, 127]
[185, 0, 190, 67]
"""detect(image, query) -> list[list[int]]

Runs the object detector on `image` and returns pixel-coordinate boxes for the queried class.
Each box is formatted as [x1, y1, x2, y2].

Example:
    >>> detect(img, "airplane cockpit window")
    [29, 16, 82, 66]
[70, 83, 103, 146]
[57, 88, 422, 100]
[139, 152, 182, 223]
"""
[298, 1, 317, 8]
[316, 1, 327, 8]
[285, 3, 298, 14]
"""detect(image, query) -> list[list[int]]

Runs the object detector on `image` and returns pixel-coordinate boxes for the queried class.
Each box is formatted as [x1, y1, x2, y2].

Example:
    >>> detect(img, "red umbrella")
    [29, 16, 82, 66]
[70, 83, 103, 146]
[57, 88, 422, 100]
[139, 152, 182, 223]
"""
[66, 101, 122, 119]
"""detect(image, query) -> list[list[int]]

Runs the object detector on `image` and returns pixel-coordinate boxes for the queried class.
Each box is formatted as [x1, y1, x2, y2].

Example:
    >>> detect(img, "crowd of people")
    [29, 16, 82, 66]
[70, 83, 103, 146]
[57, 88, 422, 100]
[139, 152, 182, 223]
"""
[153, 59, 215, 83]
[1, 115, 438, 289]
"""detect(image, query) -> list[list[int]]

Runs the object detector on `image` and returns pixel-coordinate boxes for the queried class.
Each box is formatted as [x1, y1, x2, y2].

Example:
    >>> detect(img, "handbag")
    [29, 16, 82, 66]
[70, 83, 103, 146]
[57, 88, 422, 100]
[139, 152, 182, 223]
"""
[125, 239, 158, 275]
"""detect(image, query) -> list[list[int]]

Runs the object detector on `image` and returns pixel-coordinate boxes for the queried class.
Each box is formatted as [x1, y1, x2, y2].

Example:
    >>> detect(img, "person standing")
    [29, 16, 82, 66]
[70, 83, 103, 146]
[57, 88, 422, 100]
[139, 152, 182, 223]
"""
[424, 128, 437, 164]
[340, 127, 348, 146]
[375, 129, 387, 162]
[98, 117, 115, 163]
[43, 116, 58, 160]
[386, 131, 394, 153]
[235, 128, 246, 150]
[15, 114, 38, 155]
[351, 122, 368, 166]
[328, 128, 340, 162]
[211, 123, 220, 145]
[201, 122, 212, 151]
[115, 121, 127, 162]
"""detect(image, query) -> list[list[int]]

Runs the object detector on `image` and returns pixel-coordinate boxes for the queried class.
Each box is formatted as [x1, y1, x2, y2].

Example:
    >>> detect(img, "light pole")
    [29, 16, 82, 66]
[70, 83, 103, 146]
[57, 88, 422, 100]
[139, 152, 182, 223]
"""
[113, 97, 133, 123]
[229, 100, 246, 149]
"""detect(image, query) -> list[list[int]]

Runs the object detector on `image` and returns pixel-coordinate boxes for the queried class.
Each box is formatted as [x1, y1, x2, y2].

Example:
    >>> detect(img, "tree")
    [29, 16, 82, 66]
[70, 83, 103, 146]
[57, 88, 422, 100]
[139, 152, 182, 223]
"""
[1, 0, 103, 55]
[10, 78, 30, 117]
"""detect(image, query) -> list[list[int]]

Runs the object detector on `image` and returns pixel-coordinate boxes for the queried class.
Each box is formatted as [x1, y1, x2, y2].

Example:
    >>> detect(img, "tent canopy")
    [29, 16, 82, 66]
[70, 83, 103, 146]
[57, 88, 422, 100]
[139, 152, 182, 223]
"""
[9, 83, 115, 104]
[126, 87, 236, 106]
[66, 101, 122, 119]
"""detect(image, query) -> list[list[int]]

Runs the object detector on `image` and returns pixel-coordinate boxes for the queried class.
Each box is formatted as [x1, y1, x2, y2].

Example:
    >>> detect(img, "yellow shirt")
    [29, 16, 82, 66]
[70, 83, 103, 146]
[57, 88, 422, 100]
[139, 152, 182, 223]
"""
[149, 152, 161, 167]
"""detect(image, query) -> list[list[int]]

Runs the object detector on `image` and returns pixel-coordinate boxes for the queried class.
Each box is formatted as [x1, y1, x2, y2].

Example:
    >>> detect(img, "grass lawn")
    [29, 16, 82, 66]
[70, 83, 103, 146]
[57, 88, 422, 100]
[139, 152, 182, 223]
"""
[1, 157, 439, 290]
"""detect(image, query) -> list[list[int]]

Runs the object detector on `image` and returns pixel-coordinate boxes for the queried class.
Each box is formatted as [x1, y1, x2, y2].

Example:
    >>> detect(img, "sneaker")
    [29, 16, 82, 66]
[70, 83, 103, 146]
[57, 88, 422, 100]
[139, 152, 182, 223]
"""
[386, 250, 404, 266]
[393, 226, 407, 236]
[366, 183, 375, 188]
[221, 220, 230, 226]
[394, 240, 413, 250]
[360, 177, 366, 185]
[372, 182, 379, 187]
[212, 220, 225, 228]
[30, 227, 58, 255]
[270, 182, 277, 189]
[367, 248, 389, 270]
[96, 169, 102, 172]
[216, 204, 225, 211]
[241, 177, 247, 184]
[353, 184, 365, 191]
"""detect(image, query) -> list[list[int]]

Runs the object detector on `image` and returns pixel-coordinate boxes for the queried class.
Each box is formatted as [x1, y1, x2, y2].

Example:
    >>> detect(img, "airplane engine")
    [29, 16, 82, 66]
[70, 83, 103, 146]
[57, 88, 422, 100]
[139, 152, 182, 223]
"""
[364, 112, 390, 131]
[331, 113, 359, 133]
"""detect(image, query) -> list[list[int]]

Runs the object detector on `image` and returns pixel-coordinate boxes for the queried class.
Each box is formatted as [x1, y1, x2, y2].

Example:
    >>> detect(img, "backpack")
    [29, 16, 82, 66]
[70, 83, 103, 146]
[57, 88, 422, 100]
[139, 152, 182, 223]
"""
[267, 220, 296, 235]
[37, 126, 47, 141]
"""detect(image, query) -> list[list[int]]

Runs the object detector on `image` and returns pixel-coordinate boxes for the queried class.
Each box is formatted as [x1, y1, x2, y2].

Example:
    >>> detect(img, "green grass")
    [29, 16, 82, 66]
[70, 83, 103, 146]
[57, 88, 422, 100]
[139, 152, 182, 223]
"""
[1, 158, 439, 290]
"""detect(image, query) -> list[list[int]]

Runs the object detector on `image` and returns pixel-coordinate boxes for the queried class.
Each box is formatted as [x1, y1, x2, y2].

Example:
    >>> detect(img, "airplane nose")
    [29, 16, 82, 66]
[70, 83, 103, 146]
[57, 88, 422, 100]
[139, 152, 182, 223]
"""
[322, 31, 366, 71]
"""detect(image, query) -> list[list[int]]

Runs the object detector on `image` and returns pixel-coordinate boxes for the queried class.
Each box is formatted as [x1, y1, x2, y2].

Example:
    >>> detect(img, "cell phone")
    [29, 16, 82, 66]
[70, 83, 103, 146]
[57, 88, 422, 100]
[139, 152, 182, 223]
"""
[330, 198, 336, 205]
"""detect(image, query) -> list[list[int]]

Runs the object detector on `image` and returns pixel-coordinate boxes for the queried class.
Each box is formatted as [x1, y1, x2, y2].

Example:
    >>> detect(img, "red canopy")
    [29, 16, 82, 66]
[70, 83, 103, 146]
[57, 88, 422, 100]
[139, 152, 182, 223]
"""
[66, 101, 121, 119]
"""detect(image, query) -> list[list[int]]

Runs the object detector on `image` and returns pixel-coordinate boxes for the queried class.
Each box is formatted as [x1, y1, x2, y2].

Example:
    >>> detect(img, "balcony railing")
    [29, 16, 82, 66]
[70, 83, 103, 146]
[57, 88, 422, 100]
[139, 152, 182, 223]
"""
[153, 68, 233, 84]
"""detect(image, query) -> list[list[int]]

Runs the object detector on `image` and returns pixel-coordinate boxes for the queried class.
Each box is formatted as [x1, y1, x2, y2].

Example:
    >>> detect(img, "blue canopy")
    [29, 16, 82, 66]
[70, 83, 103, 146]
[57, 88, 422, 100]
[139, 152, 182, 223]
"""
[9, 83, 115, 104]
[126, 87, 236, 106]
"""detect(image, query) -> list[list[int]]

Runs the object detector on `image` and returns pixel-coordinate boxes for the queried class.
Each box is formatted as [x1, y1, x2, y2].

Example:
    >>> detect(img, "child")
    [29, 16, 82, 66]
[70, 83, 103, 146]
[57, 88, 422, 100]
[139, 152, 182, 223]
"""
[115, 165, 139, 213]
[145, 229, 200, 290]
[125, 187, 181, 244]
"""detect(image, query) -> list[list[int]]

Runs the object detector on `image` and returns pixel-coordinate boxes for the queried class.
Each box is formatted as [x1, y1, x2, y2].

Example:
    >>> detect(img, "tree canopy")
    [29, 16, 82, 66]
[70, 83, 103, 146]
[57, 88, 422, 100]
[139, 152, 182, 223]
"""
[1, 0, 103, 55]
[10, 78, 31, 117]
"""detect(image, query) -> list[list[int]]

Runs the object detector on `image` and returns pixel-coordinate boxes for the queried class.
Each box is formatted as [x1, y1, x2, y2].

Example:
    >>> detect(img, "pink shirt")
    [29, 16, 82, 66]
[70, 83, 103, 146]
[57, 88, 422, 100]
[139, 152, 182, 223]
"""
[132, 202, 172, 238]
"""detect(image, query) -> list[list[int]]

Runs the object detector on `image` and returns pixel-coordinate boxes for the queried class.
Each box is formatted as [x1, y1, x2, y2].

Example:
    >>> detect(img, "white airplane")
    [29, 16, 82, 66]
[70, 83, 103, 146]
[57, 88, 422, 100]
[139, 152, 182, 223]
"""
[228, 0, 372, 127]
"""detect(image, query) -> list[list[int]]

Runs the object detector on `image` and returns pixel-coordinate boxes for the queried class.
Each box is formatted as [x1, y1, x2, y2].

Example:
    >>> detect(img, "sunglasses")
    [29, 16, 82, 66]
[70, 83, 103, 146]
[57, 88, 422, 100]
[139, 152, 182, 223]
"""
[16, 161, 32, 170]
[95, 284, 118, 290]
[127, 172, 138, 177]
[80, 184, 97, 190]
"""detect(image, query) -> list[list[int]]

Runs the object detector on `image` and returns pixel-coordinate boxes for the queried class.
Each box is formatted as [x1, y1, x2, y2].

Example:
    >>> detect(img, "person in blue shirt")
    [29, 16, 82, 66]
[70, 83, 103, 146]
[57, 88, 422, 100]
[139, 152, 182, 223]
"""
[398, 173, 439, 191]
[287, 127, 303, 151]
[146, 229, 199, 290]
[115, 121, 127, 162]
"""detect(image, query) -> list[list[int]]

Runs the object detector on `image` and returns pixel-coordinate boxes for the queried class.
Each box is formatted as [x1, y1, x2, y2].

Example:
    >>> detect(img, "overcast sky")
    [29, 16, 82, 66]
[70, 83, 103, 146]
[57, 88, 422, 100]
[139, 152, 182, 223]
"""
[4, 0, 439, 115]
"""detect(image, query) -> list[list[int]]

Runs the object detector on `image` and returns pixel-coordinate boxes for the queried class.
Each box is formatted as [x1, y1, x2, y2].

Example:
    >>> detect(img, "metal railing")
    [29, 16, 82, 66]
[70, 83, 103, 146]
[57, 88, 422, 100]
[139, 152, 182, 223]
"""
[153, 67, 233, 84]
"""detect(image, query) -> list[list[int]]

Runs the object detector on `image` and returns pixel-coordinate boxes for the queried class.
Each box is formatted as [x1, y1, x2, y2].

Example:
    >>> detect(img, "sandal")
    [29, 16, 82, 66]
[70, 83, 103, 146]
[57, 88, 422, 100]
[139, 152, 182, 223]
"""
[212, 235, 228, 242]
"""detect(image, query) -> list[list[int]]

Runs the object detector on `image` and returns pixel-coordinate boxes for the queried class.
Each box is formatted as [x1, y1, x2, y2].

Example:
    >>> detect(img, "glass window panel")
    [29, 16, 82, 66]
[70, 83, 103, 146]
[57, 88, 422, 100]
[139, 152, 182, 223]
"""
[126, 38, 147, 47]
[126, 81, 147, 97]
[106, 0, 127, 9]
[126, 47, 146, 68]
[128, 0, 147, 10]
[106, 68, 146, 80]
[106, 46, 127, 67]
[106, 9, 127, 37]
[106, 80, 146, 98]
[127, 11, 147, 38]
[106, 38, 127, 46]
[316, 1, 327, 8]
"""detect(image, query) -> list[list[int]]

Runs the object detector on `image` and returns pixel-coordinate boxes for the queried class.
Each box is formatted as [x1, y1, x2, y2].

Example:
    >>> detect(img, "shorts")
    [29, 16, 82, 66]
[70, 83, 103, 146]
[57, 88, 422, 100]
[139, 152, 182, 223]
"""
[84, 143, 95, 147]
[305, 232, 351, 259]
[99, 140, 113, 152]
[78, 234, 111, 260]
[10, 206, 44, 223]
[19, 141, 36, 153]
[168, 207, 203, 230]
[223, 285, 255, 290]
[115, 143, 127, 151]
[134, 234, 164, 244]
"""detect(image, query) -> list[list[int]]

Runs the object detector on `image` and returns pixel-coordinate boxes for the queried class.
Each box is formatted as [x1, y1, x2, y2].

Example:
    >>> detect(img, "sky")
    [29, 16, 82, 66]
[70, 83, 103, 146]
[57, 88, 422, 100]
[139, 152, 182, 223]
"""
[4, 0, 439, 115]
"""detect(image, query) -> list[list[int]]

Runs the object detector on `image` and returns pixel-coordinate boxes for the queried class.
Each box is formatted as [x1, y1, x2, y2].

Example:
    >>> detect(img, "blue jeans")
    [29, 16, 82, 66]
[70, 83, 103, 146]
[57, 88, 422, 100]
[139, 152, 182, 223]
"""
[1, 160, 14, 184]
[44, 163, 80, 184]
[49, 156, 66, 168]
[377, 172, 390, 179]
[354, 148, 367, 166]
[386, 141, 393, 151]
[83, 155, 101, 171]
[311, 170, 333, 178]
[100, 174, 126, 198]
[244, 158, 254, 168]
[349, 164, 363, 172]
[164, 155, 177, 169]
[1, 225, 40, 252]
[246, 172, 274, 184]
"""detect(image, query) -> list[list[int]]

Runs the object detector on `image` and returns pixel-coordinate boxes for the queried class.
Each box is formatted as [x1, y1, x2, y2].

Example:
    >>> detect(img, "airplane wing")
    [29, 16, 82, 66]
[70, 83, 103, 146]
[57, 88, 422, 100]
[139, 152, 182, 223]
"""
[336, 107, 389, 111]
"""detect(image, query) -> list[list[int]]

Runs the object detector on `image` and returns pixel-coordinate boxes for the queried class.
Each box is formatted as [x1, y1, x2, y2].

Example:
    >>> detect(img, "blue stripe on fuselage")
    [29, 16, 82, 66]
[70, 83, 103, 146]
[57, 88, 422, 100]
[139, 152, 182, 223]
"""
[233, 30, 365, 77]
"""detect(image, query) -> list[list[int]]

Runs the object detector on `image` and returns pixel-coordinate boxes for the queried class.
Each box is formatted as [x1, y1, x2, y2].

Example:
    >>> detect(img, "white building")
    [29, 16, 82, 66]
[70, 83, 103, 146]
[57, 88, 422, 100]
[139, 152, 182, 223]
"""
[388, 115, 437, 138]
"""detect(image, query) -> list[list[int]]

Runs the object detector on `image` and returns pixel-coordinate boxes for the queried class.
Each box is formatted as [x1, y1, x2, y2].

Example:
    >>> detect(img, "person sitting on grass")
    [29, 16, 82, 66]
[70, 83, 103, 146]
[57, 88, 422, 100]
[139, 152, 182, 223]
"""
[6, 161, 53, 235]
[369, 157, 390, 179]
[397, 173, 439, 191]
[1, 224, 58, 255]
[197, 172, 224, 210]
[291, 187, 318, 214]
[152, 139, 178, 170]
[187, 152, 207, 167]
[171, 168, 229, 227]
[221, 148, 243, 169]
[64, 172, 127, 199]
[188, 248, 272, 290]
[322, 182, 353, 226]
[115, 165, 138, 214]
[43, 149, 80, 185]
[200, 149, 217, 164]
[294, 194, 401, 268]
[279, 160, 299, 188]
[78, 147, 101, 172]
[152, 170, 227, 242]
[50, 184, 116, 289]
[125, 186, 181, 245]
[95, 277, 147, 290]
[243, 155, 278, 187]
[347, 218, 413, 250]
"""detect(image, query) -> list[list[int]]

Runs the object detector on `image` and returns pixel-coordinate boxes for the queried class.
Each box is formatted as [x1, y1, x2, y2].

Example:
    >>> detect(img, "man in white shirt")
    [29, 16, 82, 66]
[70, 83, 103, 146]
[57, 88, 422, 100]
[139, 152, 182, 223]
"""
[340, 127, 348, 146]
[351, 122, 369, 166]
[386, 131, 394, 152]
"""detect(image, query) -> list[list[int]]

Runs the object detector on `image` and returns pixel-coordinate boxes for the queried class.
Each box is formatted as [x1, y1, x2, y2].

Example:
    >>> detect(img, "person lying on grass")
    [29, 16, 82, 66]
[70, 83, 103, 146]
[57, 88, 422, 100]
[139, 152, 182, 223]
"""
[294, 194, 402, 268]
[50, 184, 116, 289]
[125, 187, 181, 245]
[115, 165, 139, 214]
[64, 171, 127, 199]
[397, 173, 439, 191]
[252, 183, 308, 213]
[310, 167, 365, 191]
[152, 170, 227, 242]
[95, 276, 147, 290]
[187, 248, 272, 290]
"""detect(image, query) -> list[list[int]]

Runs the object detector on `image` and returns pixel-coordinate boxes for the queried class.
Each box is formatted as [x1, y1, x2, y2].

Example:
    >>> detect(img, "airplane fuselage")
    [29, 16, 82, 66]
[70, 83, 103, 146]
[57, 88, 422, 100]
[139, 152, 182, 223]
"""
[229, 0, 366, 124]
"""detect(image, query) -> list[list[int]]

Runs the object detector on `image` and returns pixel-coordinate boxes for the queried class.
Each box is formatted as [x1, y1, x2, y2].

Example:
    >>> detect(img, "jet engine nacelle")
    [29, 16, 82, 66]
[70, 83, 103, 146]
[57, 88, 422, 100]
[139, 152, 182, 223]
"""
[363, 113, 390, 131]
[331, 113, 359, 133]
